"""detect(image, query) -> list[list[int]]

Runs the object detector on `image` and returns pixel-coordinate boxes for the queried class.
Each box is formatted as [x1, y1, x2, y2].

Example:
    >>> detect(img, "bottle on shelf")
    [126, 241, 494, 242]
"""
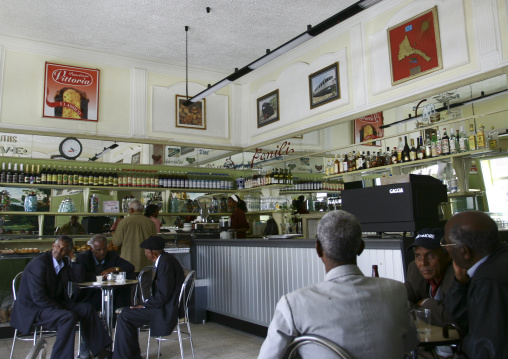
[12, 163, 19, 183]
[417, 137, 426, 160]
[489, 126, 499, 149]
[441, 128, 450, 156]
[349, 151, 356, 172]
[6, 163, 13, 183]
[343, 153, 349, 173]
[24, 164, 31, 184]
[62, 166, 69, 185]
[431, 132, 438, 158]
[476, 124, 486, 149]
[390, 147, 398, 165]
[402, 136, 410, 162]
[384, 147, 391, 166]
[468, 124, 477, 151]
[409, 138, 417, 161]
[459, 126, 468, 152]
[333, 155, 339, 175]
[19, 164, 25, 183]
[372, 265, 379, 277]
[425, 134, 432, 158]
[397, 137, 404, 163]
[40, 165, 47, 184]
[51, 165, 58, 185]
[34, 165, 41, 184]
[365, 151, 371, 169]
[435, 130, 442, 156]
[0, 163, 6, 183]
[449, 128, 457, 154]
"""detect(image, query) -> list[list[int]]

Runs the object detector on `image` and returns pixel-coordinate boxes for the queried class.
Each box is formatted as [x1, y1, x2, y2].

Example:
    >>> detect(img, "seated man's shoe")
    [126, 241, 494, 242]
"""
[79, 340, 91, 359]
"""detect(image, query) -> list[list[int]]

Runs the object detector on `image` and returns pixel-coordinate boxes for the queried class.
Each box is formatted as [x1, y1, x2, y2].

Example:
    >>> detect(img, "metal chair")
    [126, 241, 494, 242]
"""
[146, 270, 196, 359]
[283, 334, 353, 359]
[25, 339, 48, 359]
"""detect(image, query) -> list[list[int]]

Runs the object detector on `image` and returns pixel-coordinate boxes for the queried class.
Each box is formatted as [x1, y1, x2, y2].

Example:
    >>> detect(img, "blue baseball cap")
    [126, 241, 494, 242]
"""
[407, 228, 444, 251]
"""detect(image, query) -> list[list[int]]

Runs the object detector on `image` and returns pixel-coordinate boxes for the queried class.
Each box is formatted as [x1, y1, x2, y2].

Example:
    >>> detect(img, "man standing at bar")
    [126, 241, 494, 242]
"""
[258, 210, 418, 359]
[57, 215, 86, 235]
[405, 228, 454, 358]
[10, 235, 112, 359]
[75, 234, 135, 359]
[112, 236, 184, 359]
[112, 199, 156, 272]
[443, 211, 508, 358]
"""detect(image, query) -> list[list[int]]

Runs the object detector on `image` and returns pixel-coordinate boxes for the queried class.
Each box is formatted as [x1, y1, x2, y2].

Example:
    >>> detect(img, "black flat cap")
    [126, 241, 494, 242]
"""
[140, 236, 166, 250]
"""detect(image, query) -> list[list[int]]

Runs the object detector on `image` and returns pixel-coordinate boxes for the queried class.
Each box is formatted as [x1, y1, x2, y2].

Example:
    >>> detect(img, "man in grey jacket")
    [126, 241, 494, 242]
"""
[258, 210, 418, 359]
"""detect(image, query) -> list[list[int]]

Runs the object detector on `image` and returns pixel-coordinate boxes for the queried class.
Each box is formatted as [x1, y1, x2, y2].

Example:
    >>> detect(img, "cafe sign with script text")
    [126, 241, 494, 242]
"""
[251, 141, 295, 168]
[43, 62, 100, 122]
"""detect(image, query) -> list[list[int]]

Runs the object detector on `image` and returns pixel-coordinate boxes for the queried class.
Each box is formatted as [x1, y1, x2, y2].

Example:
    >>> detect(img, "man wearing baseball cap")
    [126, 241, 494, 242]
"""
[405, 228, 455, 358]
[112, 236, 184, 359]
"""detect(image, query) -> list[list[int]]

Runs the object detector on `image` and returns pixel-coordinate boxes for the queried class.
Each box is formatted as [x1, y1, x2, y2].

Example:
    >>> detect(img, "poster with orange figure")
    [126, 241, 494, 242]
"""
[43, 62, 100, 121]
[388, 7, 442, 85]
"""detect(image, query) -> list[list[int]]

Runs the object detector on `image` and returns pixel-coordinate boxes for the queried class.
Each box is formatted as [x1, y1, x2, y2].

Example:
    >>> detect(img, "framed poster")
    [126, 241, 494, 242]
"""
[131, 152, 140, 164]
[257, 90, 280, 128]
[354, 112, 384, 146]
[175, 95, 206, 130]
[308, 62, 340, 109]
[388, 7, 442, 85]
[43, 62, 100, 121]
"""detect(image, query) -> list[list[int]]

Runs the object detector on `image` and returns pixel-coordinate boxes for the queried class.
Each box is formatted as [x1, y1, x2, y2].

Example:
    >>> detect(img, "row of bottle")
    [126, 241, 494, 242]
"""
[285, 178, 345, 191]
[243, 168, 294, 188]
[0, 163, 236, 190]
[325, 124, 499, 175]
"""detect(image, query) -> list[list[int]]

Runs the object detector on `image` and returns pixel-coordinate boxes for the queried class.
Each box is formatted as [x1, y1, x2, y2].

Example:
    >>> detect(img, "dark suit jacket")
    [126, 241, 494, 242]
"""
[74, 250, 135, 304]
[144, 252, 184, 336]
[404, 260, 455, 326]
[10, 251, 85, 334]
[445, 243, 508, 359]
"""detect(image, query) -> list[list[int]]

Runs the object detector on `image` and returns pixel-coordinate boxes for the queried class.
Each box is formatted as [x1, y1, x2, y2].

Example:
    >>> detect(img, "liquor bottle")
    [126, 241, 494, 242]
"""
[376, 150, 384, 167]
[0, 163, 6, 183]
[34, 165, 41, 184]
[24, 164, 31, 184]
[402, 136, 410, 162]
[51, 165, 58, 185]
[410, 139, 417, 161]
[425, 134, 432, 158]
[18, 164, 25, 184]
[390, 147, 398, 165]
[397, 137, 404, 163]
[372, 265, 379, 277]
[435, 130, 442, 156]
[82, 168, 89, 186]
[343, 153, 349, 173]
[356, 151, 364, 170]
[369, 151, 377, 168]
[62, 166, 69, 185]
[338, 153, 345, 173]
[288, 169, 293, 185]
[468, 124, 477, 151]
[361, 151, 367, 170]
[417, 137, 426, 160]
[365, 151, 371, 169]
[56, 166, 63, 185]
[12, 163, 19, 183]
[384, 147, 391, 166]
[476, 124, 486, 149]
[93, 168, 99, 186]
[325, 159, 330, 176]
[449, 128, 457, 154]
[349, 151, 356, 172]
[459, 126, 469, 152]
[333, 155, 339, 175]
[441, 128, 450, 156]
[40, 165, 47, 184]
[489, 126, 499, 149]
[6, 163, 13, 183]
[98, 168, 104, 186]
[431, 132, 438, 158]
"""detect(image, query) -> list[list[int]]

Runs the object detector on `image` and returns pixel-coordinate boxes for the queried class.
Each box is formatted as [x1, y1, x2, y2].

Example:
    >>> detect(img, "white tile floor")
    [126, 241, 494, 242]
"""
[0, 322, 265, 359]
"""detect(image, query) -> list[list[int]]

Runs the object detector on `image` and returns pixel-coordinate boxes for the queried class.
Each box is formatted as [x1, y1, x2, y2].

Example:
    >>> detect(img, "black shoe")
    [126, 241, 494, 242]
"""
[79, 340, 91, 359]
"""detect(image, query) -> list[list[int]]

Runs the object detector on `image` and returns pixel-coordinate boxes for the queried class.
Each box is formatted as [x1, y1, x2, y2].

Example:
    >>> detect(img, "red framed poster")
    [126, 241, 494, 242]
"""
[43, 62, 100, 121]
[387, 7, 442, 85]
[354, 112, 384, 146]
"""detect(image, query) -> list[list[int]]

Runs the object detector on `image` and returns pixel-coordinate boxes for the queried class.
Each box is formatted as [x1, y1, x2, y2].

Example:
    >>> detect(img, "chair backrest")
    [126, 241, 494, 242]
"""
[136, 266, 155, 304]
[283, 335, 353, 359]
[12, 271, 23, 301]
[178, 270, 196, 317]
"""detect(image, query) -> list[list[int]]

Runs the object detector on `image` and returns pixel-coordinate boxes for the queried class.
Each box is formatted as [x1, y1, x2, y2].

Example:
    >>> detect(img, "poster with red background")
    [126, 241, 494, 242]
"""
[388, 7, 442, 85]
[354, 112, 384, 146]
[43, 62, 100, 121]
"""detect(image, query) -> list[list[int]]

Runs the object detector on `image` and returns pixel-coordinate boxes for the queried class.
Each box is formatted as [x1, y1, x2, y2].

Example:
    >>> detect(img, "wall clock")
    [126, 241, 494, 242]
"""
[59, 137, 83, 160]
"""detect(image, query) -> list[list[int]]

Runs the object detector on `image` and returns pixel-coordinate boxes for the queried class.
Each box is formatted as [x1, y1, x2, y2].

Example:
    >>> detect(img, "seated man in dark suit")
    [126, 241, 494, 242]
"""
[405, 228, 455, 358]
[10, 235, 112, 359]
[75, 234, 135, 359]
[112, 236, 184, 359]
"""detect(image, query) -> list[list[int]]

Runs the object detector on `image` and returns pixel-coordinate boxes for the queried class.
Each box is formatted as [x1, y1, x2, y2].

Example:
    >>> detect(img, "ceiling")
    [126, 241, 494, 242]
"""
[0, 0, 360, 74]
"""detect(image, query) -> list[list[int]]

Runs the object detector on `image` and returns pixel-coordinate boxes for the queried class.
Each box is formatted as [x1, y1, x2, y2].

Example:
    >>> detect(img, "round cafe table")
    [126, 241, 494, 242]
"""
[77, 279, 138, 336]
[412, 324, 460, 358]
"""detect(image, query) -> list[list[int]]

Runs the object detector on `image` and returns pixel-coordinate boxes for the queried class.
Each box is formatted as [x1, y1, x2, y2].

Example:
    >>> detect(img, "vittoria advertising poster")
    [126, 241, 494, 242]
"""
[354, 112, 384, 146]
[43, 62, 100, 121]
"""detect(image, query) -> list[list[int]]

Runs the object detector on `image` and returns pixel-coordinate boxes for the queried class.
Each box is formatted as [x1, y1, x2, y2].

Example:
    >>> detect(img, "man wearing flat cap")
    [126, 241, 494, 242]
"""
[112, 236, 185, 359]
[404, 228, 455, 358]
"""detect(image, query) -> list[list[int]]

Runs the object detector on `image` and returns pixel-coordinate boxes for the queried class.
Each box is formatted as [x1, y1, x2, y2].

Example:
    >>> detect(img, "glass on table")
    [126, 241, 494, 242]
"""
[415, 308, 431, 334]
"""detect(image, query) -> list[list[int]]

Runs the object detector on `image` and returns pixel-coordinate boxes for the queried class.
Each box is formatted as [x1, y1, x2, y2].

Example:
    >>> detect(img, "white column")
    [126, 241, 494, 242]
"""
[130, 68, 148, 138]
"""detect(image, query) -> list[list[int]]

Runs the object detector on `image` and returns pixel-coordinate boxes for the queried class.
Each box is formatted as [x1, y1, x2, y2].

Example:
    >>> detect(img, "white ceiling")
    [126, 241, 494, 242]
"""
[0, 0, 360, 74]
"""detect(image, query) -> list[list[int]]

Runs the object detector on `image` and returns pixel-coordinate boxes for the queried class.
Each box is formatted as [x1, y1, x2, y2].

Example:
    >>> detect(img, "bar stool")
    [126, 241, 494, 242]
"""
[146, 270, 196, 359]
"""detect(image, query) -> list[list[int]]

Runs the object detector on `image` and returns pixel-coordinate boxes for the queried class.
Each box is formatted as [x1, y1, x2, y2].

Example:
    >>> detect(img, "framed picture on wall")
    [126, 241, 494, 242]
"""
[388, 7, 442, 85]
[354, 112, 384, 146]
[308, 62, 340, 109]
[257, 90, 280, 128]
[131, 152, 140, 164]
[43, 62, 100, 121]
[175, 95, 206, 130]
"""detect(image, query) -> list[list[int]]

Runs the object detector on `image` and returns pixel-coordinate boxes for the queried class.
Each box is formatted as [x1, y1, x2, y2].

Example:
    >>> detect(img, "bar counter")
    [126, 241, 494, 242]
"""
[191, 236, 412, 329]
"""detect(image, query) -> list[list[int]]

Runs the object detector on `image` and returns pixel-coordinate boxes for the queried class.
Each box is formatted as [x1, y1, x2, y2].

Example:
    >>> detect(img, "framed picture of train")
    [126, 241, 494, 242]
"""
[308, 62, 340, 109]
[257, 90, 280, 128]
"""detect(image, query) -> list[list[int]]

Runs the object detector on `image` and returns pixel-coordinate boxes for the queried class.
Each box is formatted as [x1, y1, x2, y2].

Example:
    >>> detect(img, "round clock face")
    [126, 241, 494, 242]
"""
[59, 137, 83, 160]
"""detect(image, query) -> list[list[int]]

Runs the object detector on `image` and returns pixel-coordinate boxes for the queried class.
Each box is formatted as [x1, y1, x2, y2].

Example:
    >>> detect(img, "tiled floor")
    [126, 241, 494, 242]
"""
[0, 322, 265, 358]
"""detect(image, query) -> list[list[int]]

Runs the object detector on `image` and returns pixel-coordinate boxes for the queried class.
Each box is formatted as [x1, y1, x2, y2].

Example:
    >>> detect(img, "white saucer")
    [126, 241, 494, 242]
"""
[93, 281, 104, 285]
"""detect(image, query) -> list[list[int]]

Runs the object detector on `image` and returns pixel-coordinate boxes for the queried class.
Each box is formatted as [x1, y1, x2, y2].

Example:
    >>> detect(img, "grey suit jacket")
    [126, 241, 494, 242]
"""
[258, 265, 418, 359]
